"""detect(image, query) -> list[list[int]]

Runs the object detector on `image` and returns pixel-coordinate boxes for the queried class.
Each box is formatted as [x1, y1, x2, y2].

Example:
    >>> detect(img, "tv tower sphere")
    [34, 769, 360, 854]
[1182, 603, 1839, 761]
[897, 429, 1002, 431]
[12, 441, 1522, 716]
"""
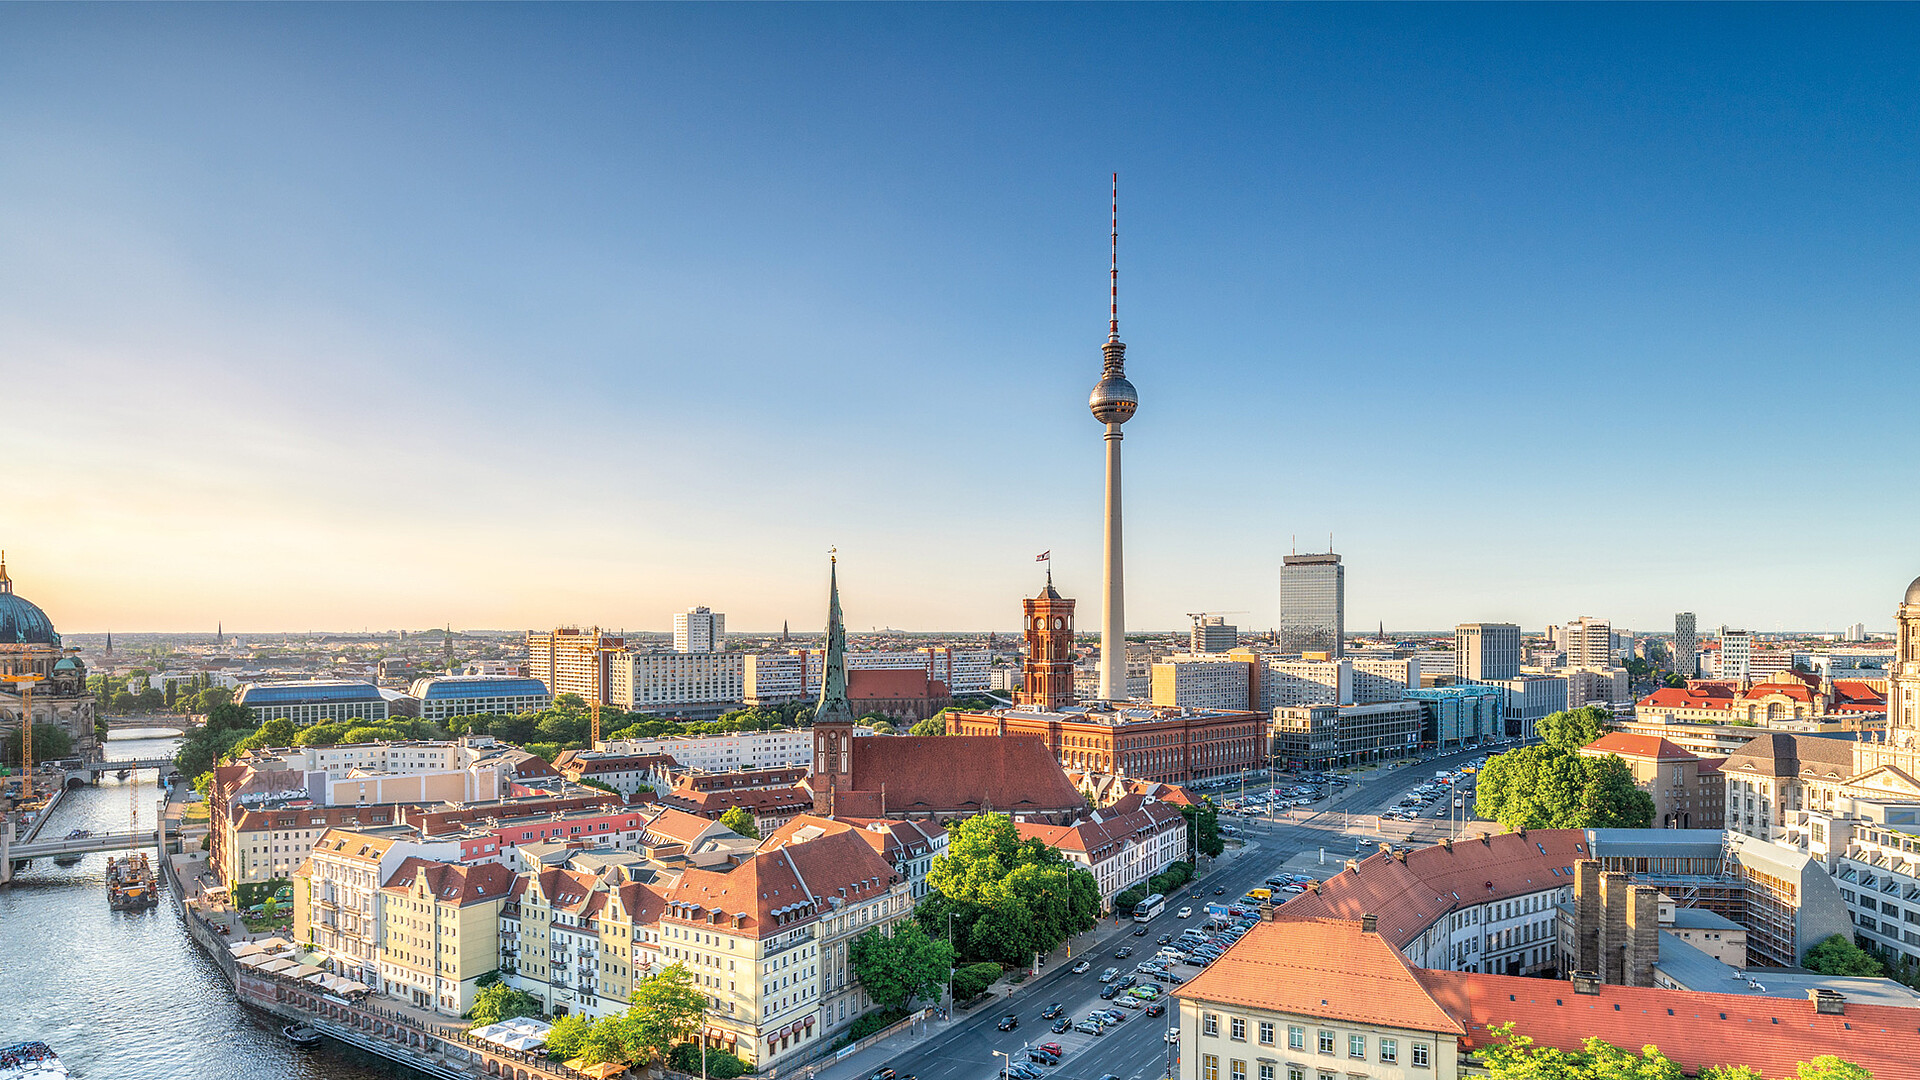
[1089, 358, 1138, 424]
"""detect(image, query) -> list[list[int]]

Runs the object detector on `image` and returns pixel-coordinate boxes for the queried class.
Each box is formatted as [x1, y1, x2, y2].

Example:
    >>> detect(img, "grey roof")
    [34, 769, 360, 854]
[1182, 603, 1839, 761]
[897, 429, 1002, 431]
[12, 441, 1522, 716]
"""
[1584, 828, 1725, 860]
[1655, 932, 1920, 1007]
[1721, 731, 1857, 780]
[1667, 906, 1742, 931]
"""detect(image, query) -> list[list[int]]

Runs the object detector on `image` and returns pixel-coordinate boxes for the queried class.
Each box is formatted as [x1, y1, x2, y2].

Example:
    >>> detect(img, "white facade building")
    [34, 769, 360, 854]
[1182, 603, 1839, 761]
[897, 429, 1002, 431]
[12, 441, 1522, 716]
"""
[1718, 629, 1753, 681]
[1455, 623, 1522, 682]
[673, 607, 726, 654]
[607, 650, 746, 718]
[598, 727, 828, 772]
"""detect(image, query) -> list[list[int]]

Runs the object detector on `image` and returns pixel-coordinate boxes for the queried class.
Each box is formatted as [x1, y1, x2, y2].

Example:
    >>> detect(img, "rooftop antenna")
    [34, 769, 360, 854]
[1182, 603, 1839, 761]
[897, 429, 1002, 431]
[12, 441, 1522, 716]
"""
[1109, 172, 1120, 343]
[1328, 532, 1333, 553]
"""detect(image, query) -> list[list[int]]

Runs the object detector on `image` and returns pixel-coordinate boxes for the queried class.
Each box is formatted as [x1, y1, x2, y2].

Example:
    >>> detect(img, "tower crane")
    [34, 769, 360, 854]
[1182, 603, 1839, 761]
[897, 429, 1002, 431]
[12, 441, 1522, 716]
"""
[9, 674, 46, 802]
[576, 637, 605, 747]
[1185, 610, 1249, 625]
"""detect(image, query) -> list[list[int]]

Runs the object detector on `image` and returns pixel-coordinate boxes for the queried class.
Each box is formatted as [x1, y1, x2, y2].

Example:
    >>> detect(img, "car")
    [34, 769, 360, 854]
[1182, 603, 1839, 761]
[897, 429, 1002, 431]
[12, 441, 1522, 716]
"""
[1145, 1001, 1166, 1017]
[1041, 1003, 1064, 1019]
[1176, 906, 1192, 918]
[1099, 985, 1122, 1000]
[1214, 887, 1226, 895]
[1100, 1009, 1127, 1024]
[866, 1070, 896, 1080]
[1040, 1043, 1064, 1056]
[1189, 890, 1202, 899]
[1099, 967, 1119, 983]
[1157, 934, 1174, 945]
[1021, 1056, 1054, 1072]
[1075, 1020, 1104, 1036]
[1050, 1018, 1072, 1034]
[1114, 946, 1133, 959]
[1161, 971, 1185, 985]
[997, 1015, 1019, 1032]
[1114, 996, 1142, 1010]
[1165, 1030, 1180, 1043]
[1099, 1074, 1121, 1080]
[1006, 1063, 1042, 1080]
[1114, 974, 1136, 989]
[1071, 960, 1092, 974]
[1132, 925, 1149, 937]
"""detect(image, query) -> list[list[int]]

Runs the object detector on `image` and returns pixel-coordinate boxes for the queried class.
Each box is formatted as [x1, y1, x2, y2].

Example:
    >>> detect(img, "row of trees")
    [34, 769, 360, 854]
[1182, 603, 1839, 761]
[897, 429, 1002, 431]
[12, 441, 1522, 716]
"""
[1480, 1023, 1869, 1080]
[89, 672, 232, 716]
[481, 964, 709, 1070]
[1474, 707, 1656, 831]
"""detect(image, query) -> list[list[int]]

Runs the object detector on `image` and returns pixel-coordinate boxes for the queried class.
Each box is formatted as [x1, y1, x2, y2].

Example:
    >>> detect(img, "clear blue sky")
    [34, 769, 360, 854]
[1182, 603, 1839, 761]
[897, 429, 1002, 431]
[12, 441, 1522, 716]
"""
[4, 5, 1917, 635]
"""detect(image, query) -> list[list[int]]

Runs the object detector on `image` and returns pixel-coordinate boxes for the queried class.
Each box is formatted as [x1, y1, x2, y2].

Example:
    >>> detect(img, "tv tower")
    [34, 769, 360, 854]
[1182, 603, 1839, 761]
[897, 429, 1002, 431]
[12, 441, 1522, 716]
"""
[1089, 174, 1139, 702]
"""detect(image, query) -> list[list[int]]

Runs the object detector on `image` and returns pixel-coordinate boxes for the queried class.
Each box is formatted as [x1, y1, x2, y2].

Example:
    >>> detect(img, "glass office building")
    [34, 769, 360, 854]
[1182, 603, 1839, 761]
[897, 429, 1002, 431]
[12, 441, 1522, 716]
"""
[1280, 552, 1345, 656]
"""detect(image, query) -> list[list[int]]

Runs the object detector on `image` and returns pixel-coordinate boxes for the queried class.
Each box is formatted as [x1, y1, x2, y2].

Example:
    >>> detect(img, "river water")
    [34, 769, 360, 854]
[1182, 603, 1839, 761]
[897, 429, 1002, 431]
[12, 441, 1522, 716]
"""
[0, 731, 422, 1079]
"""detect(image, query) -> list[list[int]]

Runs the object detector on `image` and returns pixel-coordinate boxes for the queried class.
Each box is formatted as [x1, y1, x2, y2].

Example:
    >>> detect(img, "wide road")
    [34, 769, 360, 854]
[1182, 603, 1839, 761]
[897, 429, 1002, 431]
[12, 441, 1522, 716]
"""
[862, 744, 1505, 1080]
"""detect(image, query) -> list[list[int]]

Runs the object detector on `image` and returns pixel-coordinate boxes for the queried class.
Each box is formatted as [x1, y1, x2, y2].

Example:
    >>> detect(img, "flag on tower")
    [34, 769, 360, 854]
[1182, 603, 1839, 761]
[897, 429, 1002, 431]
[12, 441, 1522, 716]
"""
[1036, 551, 1050, 561]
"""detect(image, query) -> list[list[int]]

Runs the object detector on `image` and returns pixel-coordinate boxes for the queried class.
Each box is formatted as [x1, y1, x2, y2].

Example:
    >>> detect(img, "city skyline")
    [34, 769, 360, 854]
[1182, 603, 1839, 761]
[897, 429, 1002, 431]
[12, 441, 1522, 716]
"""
[6, 6, 1920, 633]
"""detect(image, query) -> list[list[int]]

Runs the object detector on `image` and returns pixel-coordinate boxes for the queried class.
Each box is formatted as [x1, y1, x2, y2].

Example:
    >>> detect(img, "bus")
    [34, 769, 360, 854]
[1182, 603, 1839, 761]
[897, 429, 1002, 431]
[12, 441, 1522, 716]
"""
[1133, 893, 1167, 922]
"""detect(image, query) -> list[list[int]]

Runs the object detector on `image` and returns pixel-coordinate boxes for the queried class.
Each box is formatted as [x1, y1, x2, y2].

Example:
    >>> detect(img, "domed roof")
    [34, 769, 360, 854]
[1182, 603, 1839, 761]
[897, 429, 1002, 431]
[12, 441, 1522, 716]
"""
[53, 657, 80, 671]
[1907, 575, 1920, 606]
[0, 554, 60, 646]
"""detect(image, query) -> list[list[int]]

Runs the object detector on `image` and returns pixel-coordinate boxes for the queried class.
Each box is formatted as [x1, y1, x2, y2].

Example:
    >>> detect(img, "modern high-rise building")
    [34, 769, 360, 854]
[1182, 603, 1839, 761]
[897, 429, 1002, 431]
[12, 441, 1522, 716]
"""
[1720, 628, 1753, 681]
[1280, 553, 1345, 656]
[1674, 612, 1698, 678]
[1188, 615, 1237, 653]
[1089, 176, 1139, 702]
[672, 606, 725, 654]
[1565, 616, 1614, 667]
[1454, 622, 1522, 681]
[526, 627, 624, 706]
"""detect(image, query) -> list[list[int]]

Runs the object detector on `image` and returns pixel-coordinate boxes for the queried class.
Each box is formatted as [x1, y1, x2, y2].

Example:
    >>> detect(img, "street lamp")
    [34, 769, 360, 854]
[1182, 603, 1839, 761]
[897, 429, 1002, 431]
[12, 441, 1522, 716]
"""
[992, 1049, 1012, 1080]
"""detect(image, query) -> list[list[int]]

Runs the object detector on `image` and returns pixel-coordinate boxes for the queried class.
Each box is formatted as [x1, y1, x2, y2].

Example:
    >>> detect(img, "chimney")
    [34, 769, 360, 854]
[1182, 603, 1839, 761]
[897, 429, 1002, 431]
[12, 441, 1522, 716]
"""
[1360, 913, 1378, 933]
[1440, 837, 1452, 851]
[1570, 970, 1602, 995]
[1346, 859, 1361, 874]
[1479, 831, 1492, 846]
[1393, 848, 1407, 864]
[1517, 828, 1527, 840]
[1810, 988, 1845, 1015]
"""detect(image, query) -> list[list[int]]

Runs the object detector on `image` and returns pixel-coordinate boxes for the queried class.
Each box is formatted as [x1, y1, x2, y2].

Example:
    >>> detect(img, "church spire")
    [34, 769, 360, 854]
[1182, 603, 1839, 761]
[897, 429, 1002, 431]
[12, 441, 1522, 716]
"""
[814, 553, 856, 726]
[0, 550, 11, 595]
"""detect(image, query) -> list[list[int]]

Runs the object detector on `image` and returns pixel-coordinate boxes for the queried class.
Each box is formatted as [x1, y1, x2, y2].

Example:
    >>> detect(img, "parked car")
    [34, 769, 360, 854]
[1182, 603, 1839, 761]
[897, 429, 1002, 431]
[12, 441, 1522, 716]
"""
[1075, 1020, 1104, 1036]
[1041, 1003, 1064, 1019]
[1099, 985, 1122, 1000]
[1006, 1063, 1042, 1080]
[1099, 1009, 1127, 1024]
[997, 1015, 1019, 1032]
[1113, 996, 1142, 1010]
[1027, 1049, 1060, 1066]
[1099, 967, 1119, 983]
[1071, 960, 1092, 974]
[866, 1069, 896, 1080]
[1050, 1018, 1072, 1034]
[1157, 934, 1174, 945]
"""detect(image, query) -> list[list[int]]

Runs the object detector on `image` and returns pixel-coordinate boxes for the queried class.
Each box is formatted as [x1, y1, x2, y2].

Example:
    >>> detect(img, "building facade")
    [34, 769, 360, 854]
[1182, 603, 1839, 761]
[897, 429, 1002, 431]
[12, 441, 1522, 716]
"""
[408, 675, 552, 722]
[1453, 623, 1520, 682]
[1719, 629, 1753, 682]
[1191, 616, 1238, 654]
[1017, 576, 1079, 712]
[1577, 733, 1725, 829]
[234, 680, 389, 727]
[527, 627, 624, 706]
[1271, 702, 1423, 770]
[607, 650, 746, 719]
[1674, 612, 1698, 678]
[674, 607, 726, 654]
[1406, 685, 1505, 749]
[1280, 553, 1344, 656]
[1565, 616, 1614, 667]
[948, 703, 1267, 786]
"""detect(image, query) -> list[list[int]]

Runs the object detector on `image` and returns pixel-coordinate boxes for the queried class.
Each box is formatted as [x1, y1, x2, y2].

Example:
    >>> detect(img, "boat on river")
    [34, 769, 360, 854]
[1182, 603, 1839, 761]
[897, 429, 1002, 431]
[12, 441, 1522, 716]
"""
[106, 852, 159, 910]
[0, 1042, 68, 1078]
[282, 1025, 323, 1048]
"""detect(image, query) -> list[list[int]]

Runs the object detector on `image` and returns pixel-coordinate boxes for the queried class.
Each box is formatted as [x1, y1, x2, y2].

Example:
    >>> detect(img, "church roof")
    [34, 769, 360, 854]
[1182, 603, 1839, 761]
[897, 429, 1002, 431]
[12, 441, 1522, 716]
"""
[812, 559, 858, 726]
[0, 554, 59, 646]
[844, 734, 1084, 815]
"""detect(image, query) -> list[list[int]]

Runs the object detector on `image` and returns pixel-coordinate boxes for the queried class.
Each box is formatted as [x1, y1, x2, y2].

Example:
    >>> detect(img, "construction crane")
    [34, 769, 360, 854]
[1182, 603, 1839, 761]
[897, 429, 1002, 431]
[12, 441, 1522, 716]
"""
[10, 673, 46, 802]
[576, 638, 605, 747]
[1185, 610, 1249, 625]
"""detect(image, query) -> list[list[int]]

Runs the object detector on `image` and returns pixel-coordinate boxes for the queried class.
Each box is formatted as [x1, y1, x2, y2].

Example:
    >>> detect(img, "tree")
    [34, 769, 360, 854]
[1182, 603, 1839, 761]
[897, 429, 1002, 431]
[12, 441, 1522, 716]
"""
[1803, 934, 1885, 977]
[1480, 1023, 1679, 1080]
[1795, 1057, 1872, 1080]
[544, 1014, 593, 1060]
[622, 963, 705, 1065]
[925, 813, 1102, 964]
[849, 923, 956, 1011]
[1699, 1069, 1762, 1080]
[908, 718, 948, 737]
[718, 806, 760, 839]
[4, 723, 75, 766]
[670, 1043, 751, 1079]
[1475, 746, 1654, 831]
[1182, 798, 1224, 859]
[1536, 706, 1610, 753]
[467, 981, 540, 1025]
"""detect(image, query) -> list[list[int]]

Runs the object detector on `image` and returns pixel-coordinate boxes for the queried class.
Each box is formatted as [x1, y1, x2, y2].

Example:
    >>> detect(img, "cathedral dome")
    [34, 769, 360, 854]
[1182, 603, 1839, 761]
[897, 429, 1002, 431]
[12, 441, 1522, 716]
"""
[1907, 575, 1920, 606]
[0, 555, 60, 646]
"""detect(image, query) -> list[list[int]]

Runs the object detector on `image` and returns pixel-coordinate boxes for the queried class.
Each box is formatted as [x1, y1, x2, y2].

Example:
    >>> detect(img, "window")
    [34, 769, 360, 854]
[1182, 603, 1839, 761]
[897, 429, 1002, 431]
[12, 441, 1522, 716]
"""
[1259, 1066, 1274, 1080]
[1318, 1030, 1335, 1055]
[1231, 1017, 1246, 1041]
[1258, 1021, 1274, 1045]
[1286, 1068, 1304, 1080]
[1203, 1055, 1220, 1080]
[1288, 1026, 1304, 1051]
[1205, 1014, 1220, 1036]
[1348, 1034, 1366, 1059]
[1412, 1043, 1430, 1068]
[1231, 1061, 1246, 1080]
[1379, 1038, 1397, 1064]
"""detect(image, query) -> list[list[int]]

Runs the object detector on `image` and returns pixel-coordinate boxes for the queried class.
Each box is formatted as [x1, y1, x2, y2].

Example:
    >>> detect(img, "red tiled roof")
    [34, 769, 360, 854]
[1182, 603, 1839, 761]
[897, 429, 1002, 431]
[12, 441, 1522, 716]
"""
[1418, 968, 1920, 1078]
[1178, 917, 1465, 1035]
[1015, 800, 1184, 859]
[381, 857, 516, 904]
[1581, 733, 1697, 761]
[664, 784, 813, 818]
[662, 833, 890, 938]
[1696, 756, 1726, 775]
[844, 735, 1083, 814]
[644, 807, 726, 846]
[1278, 830, 1591, 949]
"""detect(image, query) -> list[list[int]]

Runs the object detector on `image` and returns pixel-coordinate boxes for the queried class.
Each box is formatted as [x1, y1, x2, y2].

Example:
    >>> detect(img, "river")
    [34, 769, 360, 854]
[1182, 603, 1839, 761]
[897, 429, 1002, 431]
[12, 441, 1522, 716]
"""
[0, 731, 423, 1079]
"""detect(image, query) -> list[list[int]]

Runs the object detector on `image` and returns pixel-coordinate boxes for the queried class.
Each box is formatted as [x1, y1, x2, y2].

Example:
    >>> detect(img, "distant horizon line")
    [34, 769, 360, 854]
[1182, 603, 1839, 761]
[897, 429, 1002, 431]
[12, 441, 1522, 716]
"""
[53, 626, 1900, 640]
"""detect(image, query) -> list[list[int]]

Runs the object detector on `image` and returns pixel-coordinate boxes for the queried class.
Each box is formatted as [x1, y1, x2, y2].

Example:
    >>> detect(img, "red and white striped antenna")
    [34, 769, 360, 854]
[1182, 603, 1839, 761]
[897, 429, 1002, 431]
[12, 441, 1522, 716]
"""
[1108, 172, 1120, 342]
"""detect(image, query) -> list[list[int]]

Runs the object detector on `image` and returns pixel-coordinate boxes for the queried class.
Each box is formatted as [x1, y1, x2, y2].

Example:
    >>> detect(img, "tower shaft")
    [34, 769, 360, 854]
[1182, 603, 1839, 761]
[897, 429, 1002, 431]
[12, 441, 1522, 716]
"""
[1099, 424, 1126, 701]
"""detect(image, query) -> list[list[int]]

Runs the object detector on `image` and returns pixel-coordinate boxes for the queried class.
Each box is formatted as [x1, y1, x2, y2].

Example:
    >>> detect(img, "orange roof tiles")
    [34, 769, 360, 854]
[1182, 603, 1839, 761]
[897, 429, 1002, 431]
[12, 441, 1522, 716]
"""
[1582, 733, 1697, 761]
[845, 735, 1083, 814]
[1418, 968, 1920, 1079]
[1277, 830, 1591, 949]
[1178, 916, 1465, 1035]
[381, 857, 516, 904]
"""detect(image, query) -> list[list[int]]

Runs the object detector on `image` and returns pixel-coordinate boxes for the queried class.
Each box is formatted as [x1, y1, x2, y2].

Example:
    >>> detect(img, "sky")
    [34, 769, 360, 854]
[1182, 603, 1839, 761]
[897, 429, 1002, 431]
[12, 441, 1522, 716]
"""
[3, 5, 1918, 637]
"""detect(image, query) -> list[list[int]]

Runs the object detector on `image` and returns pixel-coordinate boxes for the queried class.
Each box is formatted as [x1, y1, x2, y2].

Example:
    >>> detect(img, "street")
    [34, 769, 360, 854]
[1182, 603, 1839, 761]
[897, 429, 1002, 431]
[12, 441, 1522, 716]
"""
[816, 744, 1501, 1080]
